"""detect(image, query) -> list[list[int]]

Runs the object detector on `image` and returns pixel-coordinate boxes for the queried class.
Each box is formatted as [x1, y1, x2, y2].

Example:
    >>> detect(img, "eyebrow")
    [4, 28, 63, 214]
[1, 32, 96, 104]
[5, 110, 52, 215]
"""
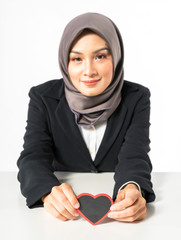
[70, 47, 110, 55]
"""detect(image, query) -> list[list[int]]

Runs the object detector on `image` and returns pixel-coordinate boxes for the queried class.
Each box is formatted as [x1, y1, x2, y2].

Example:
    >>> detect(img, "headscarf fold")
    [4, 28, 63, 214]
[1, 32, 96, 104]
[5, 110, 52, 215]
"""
[58, 12, 124, 126]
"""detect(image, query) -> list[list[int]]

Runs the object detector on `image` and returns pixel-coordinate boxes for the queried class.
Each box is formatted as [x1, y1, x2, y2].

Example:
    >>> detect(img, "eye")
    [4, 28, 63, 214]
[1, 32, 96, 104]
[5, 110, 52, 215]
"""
[72, 57, 82, 62]
[96, 54, 106, 60]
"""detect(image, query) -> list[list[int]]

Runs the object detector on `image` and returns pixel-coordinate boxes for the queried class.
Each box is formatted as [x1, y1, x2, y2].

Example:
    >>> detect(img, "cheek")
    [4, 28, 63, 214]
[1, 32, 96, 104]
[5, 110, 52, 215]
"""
[100, 62, 113, 80]
[68, 64, 81, 80]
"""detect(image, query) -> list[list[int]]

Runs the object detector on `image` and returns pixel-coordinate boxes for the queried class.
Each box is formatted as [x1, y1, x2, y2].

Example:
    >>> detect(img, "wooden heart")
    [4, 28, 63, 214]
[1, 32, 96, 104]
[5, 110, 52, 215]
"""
[77, 193, 113, 225]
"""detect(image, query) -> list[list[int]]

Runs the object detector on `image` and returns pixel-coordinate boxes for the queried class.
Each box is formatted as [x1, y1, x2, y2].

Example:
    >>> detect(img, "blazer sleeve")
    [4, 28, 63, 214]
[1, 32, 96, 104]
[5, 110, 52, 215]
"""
[17, 87, 60, 208]
[113, 88, 156, 202]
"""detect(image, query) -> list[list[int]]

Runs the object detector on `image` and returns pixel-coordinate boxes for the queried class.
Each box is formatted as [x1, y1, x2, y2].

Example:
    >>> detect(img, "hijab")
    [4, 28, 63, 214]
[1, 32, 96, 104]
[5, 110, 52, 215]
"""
[58, 12, 124, 126]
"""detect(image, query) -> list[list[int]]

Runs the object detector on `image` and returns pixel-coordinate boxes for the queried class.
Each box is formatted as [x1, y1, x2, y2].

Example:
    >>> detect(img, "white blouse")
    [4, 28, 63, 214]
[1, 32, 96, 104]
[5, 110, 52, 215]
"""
[78, 121, 107, 161]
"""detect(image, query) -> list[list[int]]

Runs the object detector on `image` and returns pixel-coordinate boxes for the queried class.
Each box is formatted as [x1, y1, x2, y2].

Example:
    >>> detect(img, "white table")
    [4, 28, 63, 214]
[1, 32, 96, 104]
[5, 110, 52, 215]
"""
[1, 172, 181, 240]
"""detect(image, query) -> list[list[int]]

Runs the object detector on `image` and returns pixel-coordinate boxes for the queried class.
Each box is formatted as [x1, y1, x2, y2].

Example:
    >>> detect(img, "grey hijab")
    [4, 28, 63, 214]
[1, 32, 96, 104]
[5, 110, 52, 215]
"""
[58, 12, 124, 126]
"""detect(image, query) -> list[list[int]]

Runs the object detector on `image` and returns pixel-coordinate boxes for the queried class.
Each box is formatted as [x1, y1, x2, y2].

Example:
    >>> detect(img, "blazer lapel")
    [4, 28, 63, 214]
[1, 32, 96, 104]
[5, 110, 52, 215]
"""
[94, 101, 128, 166]
[55, 95, 128, 168]
[55, 95, 93, 163]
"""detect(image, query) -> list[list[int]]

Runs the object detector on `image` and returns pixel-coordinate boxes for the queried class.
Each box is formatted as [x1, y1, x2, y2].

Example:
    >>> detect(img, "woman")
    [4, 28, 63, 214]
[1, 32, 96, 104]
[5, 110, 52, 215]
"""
[17, 12, 155, 222]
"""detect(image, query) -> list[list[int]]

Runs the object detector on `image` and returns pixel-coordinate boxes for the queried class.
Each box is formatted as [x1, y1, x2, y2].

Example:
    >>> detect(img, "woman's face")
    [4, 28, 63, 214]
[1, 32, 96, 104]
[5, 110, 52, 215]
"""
[68, 32, 113, 97]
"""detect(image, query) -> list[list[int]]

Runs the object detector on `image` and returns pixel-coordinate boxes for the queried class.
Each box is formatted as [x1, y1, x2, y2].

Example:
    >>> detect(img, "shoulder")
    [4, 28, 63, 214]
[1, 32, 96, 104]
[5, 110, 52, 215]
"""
[121, 80, 151, 107]
[29, 79, 65, 99]
[122, 80, 150, 96]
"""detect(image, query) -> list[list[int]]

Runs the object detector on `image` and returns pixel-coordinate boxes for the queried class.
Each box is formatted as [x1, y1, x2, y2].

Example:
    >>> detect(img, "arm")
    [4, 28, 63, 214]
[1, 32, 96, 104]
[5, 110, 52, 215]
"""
[109, 88, 155, 222]
[17, 87, 61, 208]
[113, 88, 155, 202]
[17, 87, 80, 220]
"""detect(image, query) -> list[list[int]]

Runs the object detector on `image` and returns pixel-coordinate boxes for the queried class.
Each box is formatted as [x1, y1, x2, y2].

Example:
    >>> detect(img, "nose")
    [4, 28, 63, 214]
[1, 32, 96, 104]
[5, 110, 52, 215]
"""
[83, 59, 98, 77]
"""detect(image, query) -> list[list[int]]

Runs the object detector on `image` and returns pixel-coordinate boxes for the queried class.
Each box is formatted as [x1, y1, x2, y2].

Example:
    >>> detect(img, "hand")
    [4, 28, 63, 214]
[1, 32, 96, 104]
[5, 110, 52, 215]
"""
[108, 184, 146, 222]
[42, 183, 80, 221]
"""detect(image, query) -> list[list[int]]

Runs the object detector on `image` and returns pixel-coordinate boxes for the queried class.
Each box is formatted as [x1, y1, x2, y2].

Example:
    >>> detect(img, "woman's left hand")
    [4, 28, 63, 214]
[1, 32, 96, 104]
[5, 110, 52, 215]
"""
[107, 184, 147, 222]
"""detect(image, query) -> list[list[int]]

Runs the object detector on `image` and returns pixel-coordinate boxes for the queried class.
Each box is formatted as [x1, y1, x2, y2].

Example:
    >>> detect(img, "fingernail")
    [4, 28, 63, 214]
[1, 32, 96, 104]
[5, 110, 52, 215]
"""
[74, 212, 79, 217]
[74, 203, 80, 209]
[110, 205, 115, 210]
[107, 212, 113, 218]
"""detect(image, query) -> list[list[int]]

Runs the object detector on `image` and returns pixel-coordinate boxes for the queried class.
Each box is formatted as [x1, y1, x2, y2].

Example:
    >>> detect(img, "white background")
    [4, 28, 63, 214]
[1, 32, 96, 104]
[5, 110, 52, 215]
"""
[0, 0, 181, 171]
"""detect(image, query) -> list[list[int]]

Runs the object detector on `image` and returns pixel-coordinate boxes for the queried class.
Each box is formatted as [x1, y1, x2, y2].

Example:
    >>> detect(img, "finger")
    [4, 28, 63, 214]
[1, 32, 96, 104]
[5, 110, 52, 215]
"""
[109, 201, 145, 219]
[137, 208, 147, 221]
[108, 198, 147, 222]
[110, 197, 136, 211]
[60, 184, 80, 216]
[120, 206, 147, 222]
[111, 190, 140, 210]
[115, 190, 125, 203]
[108, 205, 146, 222]
[114, 195, 146, 214]
[61, 183, 80, 209]
[110, 198, 127, 211]
[51, 190, 78, 219]
[44, 202, 68, 221]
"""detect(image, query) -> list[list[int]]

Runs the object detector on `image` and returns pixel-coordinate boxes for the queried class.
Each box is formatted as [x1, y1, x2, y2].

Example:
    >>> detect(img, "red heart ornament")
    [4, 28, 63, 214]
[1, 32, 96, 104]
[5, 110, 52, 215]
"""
[77, 193, 113, 225]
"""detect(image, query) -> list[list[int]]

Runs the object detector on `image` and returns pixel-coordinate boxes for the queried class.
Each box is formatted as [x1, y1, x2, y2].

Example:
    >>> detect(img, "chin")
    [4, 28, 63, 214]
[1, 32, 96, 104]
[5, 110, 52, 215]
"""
[81, 90, 102, 96]
[81, 92, 99, 97]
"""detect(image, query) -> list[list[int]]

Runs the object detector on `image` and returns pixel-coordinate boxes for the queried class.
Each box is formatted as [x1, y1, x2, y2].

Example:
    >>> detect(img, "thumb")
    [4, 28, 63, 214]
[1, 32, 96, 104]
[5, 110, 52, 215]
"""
[115, 189, 125, 203]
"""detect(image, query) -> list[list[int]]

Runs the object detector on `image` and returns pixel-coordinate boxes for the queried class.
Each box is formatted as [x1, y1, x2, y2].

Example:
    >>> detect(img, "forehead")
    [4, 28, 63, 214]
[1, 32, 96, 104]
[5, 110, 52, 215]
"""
[70, 31, 108, 51]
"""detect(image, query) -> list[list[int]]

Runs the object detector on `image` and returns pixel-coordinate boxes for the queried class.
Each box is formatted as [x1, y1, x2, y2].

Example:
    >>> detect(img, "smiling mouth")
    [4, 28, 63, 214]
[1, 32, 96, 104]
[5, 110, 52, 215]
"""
[81, 79, 101, 82]
[81, 79, 101, 86]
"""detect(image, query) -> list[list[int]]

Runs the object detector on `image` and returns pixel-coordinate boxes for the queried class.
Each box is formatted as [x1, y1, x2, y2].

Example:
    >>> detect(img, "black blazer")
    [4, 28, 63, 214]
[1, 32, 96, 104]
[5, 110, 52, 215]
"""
[17, 79, 155, 208]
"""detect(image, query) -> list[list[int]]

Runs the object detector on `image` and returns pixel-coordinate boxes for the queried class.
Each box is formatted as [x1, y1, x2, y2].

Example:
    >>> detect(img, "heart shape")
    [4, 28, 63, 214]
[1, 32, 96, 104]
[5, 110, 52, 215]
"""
[77, 193, 113, 225]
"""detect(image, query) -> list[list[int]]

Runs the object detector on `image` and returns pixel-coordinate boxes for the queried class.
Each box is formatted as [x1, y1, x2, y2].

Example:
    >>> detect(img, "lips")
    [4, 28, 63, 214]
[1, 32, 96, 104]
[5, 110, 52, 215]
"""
[81, 79, 101, 86]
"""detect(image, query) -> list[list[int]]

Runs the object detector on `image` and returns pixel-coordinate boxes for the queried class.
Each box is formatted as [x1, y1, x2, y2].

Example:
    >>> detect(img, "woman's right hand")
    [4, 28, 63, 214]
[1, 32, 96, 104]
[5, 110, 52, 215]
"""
[42, 183, 80, 221]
